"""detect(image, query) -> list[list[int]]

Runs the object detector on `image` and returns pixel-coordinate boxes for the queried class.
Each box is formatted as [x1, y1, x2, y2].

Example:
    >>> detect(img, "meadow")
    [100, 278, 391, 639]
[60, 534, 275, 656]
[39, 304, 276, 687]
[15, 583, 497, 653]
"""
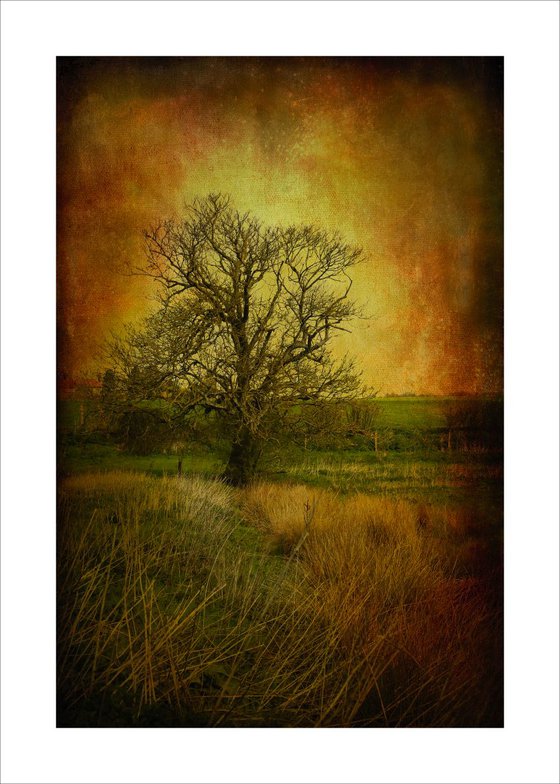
[57, 397, 503, 727]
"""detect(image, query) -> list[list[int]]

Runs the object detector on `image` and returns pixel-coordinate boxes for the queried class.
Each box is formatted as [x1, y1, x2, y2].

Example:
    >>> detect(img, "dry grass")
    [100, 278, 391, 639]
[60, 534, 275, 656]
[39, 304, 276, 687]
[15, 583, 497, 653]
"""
[58, 472, 502, 727]
[241, 482, 503, 726]
[241, 482, 425, 545]
[58, 474, 240, 723]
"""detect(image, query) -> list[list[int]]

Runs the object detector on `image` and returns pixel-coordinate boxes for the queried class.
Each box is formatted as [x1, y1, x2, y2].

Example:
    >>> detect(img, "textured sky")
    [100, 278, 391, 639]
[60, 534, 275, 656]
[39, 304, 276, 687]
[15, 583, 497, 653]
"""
[57, 57, 503, 395]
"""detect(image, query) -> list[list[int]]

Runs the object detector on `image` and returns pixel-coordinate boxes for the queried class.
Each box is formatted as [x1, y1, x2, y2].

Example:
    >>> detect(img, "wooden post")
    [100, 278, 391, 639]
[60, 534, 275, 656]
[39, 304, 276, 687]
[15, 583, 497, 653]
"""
[177, 458, 183, 477]
[447, 430, 452, 450]
[374, 431, 378, 453]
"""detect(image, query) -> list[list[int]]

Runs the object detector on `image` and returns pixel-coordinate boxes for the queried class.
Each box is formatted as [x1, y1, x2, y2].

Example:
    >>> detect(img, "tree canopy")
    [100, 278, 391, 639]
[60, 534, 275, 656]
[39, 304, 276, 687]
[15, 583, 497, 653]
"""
[106, 194, 365, 483]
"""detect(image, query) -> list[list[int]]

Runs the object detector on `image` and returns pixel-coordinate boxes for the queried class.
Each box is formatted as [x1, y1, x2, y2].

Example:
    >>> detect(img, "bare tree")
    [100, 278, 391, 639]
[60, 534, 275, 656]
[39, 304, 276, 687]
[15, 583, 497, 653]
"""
[106, 194, 364, 484]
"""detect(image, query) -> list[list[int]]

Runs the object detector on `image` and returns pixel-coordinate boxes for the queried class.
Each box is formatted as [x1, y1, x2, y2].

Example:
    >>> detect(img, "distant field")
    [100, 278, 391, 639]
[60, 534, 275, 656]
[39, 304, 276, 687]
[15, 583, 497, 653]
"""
[375, 396, 450, 429]
[58, 395, 498, 434]
[58, 395, 503, 506]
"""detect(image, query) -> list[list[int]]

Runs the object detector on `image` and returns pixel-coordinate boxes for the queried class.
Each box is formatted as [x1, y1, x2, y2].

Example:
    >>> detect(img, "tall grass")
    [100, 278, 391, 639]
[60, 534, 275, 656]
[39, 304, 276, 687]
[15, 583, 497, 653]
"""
[58, 472, 502, 727]
[242, 482, 502, 726]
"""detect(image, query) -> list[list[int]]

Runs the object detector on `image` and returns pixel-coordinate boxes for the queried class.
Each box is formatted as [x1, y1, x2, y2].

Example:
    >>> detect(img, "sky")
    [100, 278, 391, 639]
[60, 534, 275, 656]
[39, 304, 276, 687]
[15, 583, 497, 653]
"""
[57, 56, 503, 395]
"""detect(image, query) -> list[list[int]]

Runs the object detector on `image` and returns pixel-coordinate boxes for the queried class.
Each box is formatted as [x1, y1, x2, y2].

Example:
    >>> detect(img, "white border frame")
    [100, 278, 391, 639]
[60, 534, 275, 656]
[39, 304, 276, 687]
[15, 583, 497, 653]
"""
[2, 2, 559, 783]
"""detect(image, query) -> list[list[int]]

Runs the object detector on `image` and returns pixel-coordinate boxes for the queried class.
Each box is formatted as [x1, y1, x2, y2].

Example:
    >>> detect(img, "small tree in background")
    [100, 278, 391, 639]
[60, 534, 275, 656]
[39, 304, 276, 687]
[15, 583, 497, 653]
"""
[345, 399, 382, 450]
[283, 399, 381, 451]
[105, 194, 365, 483]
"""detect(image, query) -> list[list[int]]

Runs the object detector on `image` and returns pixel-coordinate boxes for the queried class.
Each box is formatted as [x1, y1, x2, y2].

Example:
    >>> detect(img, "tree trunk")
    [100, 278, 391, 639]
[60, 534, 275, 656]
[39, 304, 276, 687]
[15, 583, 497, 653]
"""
[223, 425, 262, 486]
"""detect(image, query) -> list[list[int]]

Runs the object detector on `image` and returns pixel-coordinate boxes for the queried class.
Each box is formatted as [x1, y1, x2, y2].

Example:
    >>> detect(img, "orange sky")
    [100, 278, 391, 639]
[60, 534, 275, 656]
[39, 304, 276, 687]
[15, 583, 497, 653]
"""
[57, 57, 503, 395]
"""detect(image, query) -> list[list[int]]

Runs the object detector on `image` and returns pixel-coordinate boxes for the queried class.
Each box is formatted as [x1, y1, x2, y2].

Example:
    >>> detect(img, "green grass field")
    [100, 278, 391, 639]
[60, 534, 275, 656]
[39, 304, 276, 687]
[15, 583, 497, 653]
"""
[375, 396, 450, 428]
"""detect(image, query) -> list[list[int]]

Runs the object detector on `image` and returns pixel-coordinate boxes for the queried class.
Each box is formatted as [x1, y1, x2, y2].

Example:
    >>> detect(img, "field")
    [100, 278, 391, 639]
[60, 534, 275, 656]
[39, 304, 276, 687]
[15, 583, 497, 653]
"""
[57, 397, 503, 727]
